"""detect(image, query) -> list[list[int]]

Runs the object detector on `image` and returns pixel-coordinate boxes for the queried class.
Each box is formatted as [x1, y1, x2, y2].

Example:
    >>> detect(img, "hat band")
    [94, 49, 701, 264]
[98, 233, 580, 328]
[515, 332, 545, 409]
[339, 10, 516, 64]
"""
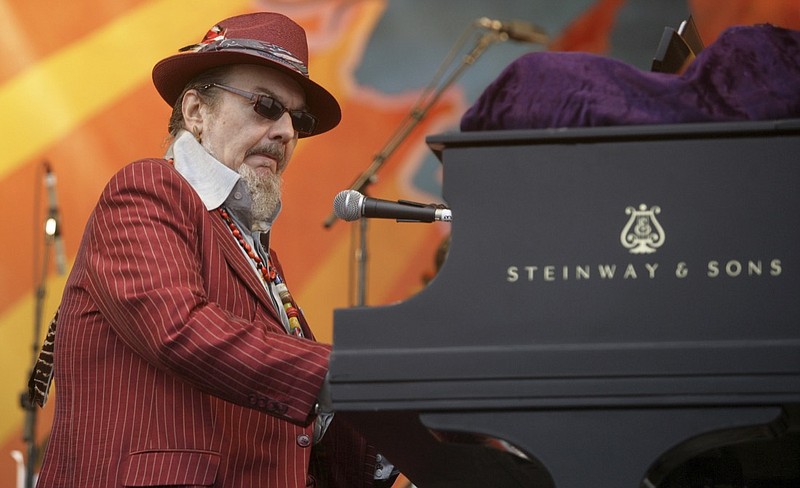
[197, 38, 309, 78]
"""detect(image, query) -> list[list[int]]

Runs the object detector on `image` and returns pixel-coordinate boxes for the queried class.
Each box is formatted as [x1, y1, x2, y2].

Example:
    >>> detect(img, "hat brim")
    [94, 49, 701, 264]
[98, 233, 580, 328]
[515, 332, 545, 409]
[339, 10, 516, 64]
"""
[152, 51, 341, 137]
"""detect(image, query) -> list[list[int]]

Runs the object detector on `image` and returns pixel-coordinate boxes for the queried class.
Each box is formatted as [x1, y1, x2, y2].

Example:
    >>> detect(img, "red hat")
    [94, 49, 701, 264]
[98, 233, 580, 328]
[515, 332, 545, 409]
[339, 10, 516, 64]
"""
[152, 12, 341, 136]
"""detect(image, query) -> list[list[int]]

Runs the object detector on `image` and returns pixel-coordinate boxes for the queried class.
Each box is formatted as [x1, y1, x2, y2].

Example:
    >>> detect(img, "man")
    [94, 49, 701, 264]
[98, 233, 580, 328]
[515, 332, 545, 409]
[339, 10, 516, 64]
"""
[31, 12, 394, 488]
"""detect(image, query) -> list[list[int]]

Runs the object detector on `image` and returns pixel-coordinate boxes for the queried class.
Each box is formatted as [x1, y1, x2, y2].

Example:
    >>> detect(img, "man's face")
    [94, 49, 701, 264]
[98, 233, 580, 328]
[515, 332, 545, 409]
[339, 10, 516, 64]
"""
[198, 64, 305, 178]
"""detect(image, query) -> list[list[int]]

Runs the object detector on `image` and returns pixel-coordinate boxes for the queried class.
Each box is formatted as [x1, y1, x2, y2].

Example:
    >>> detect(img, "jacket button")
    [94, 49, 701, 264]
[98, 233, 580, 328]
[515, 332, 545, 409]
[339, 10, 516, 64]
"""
[297, 434, 311, 448]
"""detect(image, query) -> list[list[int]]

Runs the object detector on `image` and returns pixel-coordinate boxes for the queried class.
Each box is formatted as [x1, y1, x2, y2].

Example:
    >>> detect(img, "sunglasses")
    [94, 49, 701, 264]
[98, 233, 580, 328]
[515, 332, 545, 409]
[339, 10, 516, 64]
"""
[201, 83, 318, 135]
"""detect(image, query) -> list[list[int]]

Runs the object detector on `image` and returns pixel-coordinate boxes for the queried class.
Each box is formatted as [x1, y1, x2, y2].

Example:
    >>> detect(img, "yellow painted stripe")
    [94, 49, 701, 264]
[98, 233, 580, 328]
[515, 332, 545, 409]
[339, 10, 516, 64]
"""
[0, 0, 248, 446]
[0, 0, 248, 181]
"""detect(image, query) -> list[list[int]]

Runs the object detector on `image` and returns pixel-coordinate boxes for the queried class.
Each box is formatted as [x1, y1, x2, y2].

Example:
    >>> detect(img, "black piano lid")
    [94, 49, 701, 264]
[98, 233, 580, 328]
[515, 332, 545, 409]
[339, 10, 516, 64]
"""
[426, 117, 800, 161]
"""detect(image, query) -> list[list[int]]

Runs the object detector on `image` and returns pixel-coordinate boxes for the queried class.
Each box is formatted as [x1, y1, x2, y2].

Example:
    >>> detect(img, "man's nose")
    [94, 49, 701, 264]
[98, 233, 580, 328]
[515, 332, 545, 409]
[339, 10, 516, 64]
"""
[269, 112, 296, 141]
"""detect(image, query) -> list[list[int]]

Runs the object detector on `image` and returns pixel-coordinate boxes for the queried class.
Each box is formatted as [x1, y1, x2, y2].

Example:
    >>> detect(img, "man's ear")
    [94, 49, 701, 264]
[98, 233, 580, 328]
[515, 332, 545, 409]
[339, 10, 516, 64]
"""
[182, 89, 205, 129]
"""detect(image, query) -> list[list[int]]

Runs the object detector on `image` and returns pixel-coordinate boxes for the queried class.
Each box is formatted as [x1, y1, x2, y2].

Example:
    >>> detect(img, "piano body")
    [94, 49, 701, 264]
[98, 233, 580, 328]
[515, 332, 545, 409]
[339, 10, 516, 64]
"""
[330, 119, 800, 487]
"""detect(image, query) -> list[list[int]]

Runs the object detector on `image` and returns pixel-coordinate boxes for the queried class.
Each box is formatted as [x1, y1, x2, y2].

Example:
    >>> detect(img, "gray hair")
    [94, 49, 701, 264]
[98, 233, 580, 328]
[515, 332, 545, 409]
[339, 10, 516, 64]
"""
[166, 66, 232, 139]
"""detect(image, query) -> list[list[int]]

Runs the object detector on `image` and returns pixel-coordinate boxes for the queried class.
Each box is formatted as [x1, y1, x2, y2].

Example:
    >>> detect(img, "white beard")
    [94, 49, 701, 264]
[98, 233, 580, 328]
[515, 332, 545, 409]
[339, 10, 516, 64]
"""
[237, 164, 282, 224]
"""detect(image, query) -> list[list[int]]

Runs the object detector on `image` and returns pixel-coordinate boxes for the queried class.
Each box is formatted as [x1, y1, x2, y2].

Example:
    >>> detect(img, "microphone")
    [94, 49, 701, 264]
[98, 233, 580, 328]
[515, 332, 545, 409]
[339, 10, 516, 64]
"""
[475, 17, 549, 44]
[43, 162, 67, 275]
[333, 190, 452, 223]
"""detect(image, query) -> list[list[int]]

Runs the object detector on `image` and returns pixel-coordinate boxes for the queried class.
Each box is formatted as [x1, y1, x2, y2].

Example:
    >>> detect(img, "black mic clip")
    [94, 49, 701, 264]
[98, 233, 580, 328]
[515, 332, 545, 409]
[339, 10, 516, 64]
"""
[395, 200, 450, 223]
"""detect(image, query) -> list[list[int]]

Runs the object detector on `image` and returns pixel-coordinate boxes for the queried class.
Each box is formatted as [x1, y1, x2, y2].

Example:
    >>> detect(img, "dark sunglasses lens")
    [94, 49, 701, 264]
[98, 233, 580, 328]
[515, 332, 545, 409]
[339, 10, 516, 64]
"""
[291, 113, 317, 135]
[255, 96, 317, 134]
[254, 96, 285, 120]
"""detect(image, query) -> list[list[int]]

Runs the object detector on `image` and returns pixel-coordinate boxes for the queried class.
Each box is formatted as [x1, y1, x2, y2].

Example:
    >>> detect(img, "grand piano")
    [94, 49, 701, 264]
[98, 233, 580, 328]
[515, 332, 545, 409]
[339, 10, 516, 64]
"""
[329, 118, 800, 487]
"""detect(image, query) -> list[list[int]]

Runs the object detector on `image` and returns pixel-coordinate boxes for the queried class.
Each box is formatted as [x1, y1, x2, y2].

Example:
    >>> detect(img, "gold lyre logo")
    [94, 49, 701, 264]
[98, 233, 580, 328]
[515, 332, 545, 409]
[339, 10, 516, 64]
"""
[620, 204, 665, 254]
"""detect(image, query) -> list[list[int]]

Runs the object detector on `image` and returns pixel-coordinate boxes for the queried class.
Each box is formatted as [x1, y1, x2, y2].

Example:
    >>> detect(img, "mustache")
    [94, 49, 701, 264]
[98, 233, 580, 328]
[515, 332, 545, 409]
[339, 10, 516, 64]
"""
[246, 144, 286, 170]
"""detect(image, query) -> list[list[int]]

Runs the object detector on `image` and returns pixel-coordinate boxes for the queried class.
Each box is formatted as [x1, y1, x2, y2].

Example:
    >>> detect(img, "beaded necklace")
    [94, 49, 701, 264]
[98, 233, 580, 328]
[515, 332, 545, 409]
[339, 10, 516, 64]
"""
[166, 158, 303, 337]
[217, 207, 304, 338]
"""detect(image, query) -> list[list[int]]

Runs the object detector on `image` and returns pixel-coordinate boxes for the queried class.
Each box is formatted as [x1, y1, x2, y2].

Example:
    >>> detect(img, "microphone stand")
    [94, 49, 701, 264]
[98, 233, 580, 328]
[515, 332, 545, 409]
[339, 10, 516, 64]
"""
[21, 164, 59, 488]
[353, 215, 369, 306]
[324, 23, 512, 306]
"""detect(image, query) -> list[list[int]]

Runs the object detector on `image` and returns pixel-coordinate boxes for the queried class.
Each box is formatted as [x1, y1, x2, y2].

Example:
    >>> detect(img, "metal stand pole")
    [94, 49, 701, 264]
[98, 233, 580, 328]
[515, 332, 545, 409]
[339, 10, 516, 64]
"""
[21, 162, 62, 488]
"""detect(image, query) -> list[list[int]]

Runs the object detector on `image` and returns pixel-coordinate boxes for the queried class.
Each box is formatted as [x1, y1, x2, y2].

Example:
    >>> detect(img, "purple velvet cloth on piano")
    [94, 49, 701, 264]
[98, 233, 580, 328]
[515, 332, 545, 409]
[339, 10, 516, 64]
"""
[460, 24, 800, 131]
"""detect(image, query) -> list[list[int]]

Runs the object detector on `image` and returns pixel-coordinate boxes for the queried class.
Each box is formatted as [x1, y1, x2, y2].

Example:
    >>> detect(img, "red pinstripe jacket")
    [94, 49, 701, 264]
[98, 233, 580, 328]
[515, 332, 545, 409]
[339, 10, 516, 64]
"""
[37, 159, 378, 487]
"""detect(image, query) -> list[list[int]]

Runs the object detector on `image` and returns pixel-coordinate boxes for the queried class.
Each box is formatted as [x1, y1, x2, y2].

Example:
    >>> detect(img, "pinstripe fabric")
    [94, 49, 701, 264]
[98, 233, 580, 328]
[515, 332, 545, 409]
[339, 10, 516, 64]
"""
[36, 159, 377, 487]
